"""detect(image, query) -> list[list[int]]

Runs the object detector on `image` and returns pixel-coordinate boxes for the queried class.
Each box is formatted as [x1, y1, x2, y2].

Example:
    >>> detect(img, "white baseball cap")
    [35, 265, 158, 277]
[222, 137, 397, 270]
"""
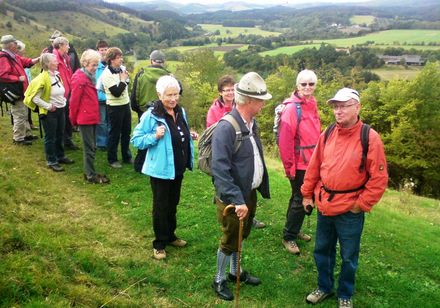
[327, 88, 360, 104]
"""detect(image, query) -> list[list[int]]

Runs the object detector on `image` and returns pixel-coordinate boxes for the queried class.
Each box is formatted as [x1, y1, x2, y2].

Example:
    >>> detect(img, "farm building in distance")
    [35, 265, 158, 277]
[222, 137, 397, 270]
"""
[378, 55, 425, 66]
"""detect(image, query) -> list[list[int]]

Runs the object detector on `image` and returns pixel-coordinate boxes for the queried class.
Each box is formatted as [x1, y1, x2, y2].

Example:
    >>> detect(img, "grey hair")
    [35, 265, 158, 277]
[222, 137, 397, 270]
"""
[80, 49, 101, 67]
[156, 75, 180, 96]
[53, 37, 69, 49]
[16, 40, 25, 51]
[40, 53, 57, 71]
[296, 69, 318, 86]
[234, 92, 253, 106]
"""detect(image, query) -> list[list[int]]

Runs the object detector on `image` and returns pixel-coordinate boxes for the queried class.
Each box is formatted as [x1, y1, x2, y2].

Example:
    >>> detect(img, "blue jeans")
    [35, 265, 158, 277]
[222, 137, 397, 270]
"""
[314, 210, 365, 299]
[96, 102, 109, 148]
[41, 107, 65, 165]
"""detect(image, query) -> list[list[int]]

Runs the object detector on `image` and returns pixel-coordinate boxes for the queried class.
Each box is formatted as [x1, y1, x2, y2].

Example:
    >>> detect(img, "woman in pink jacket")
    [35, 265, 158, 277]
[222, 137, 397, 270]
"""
[70, 49, 109, 184]
[278, 69, 321, 254]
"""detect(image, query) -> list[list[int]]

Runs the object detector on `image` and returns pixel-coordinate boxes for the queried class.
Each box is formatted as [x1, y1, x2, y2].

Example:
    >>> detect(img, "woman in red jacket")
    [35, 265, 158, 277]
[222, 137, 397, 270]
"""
[278, 69, 321, 255]
[70, 49, 109, 184]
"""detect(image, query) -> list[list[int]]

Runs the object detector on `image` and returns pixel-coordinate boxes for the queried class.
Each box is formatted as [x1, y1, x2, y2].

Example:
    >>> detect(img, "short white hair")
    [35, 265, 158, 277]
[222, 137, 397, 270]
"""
[156, 75, 180, 96]
[296, 69, 318, 86]
[234, 92, 252, 106]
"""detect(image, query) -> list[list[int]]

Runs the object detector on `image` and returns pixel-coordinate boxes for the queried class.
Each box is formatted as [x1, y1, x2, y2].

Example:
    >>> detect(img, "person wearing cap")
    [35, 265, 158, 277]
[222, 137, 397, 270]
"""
[278, 69, 321, 255]
[95, 40, 110, 150]
[101, 47, 132, 169]
[301, 88, 388, 308]
[211, 72, 271, 301]
[45, 30, 80, 73]
[206, 74, 267, 230]
[131, 50, 170, 120]
[0, 34, 40, 145]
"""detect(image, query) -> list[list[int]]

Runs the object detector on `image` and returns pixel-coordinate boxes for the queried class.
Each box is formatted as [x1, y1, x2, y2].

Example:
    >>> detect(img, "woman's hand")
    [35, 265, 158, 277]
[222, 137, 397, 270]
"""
[155, 125, 166, 140]
[190, 131, 198, 140]
[119, 71, 129, 83]
[49, 104, 56, 112]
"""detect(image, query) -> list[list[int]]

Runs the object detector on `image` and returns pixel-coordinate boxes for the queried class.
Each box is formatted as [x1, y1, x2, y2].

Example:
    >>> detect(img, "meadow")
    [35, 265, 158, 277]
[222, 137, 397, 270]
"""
[372, 65, 422, 80]
[261, 29, 440, 57]
[199, 23, 281, 38]
[0, 113, 439, 307]
[350, 15, 376, 26]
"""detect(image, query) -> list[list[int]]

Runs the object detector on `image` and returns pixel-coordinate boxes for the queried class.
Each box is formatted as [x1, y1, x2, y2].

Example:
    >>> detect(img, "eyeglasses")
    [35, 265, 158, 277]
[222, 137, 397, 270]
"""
[222, 88, 234, 93]
[331, 102, 358, 111]
[300, 82, 315, 87]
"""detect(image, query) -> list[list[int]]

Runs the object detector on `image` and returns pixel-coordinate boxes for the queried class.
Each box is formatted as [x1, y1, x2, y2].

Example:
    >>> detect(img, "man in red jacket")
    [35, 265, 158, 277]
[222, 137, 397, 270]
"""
[301, 88, 388, 308]
[0, 35, 39, 145]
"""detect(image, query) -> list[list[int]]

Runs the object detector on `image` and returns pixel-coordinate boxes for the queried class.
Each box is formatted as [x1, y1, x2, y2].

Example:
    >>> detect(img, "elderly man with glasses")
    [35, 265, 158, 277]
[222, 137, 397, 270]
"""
[301, 88, 388, 308]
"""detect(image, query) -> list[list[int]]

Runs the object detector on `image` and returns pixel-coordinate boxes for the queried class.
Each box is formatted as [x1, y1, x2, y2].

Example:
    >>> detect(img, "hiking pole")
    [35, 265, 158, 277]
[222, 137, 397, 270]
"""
[223, 204, 243, 308]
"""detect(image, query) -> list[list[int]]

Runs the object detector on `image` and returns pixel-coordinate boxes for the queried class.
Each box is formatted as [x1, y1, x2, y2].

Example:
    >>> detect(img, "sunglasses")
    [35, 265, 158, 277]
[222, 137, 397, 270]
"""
[300, 82, 315, 87]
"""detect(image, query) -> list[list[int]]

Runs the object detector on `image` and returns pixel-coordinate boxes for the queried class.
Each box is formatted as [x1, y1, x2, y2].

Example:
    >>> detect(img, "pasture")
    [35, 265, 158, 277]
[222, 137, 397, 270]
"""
[261, 30, 440, 56]
[350, 15, 375, 26]
[199, 23, 281, 38]
[0, 113, 439, 307]
[372, 65, 422, 80]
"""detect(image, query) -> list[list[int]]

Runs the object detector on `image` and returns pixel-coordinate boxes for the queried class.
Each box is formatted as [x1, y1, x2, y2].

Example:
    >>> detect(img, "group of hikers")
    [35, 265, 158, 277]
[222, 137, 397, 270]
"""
[1, 31, 388, 308]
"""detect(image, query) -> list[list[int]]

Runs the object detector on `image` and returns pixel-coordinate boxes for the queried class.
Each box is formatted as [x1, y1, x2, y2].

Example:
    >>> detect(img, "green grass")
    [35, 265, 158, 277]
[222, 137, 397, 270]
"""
[264, 30, 440, 56]
[199, 23, 281, 38]
[0, 113, 439, 306]
[372, 65, 422, 80]
[32, 11, 129, 37]
[350, 15, 375, 26]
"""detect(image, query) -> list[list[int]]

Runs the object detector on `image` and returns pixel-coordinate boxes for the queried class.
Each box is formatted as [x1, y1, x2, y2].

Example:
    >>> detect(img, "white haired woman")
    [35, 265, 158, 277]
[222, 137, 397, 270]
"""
[69, 49, 109, 184]
[278, 69, 321, 255]
[131, 75, 194, 260]
[24, 53, 74, 172]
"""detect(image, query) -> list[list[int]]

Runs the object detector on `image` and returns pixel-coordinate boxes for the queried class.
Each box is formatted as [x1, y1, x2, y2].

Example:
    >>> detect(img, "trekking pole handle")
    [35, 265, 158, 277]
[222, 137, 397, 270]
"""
[305, 204, 314, 216]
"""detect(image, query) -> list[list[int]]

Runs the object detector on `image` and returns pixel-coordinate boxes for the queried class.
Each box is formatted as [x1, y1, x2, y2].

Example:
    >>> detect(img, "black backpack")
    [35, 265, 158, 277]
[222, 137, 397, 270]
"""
[0, 52, 24, 105]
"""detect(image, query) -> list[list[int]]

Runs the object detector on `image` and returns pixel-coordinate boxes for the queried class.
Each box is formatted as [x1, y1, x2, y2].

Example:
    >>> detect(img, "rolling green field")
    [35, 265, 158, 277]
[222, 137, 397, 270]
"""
[372, 65, 422, 80]
[350, 15, 375, 26]
[0, 113, 439, 307]
[199, 23, 281, 38]
[262, 30, 440, 56]
[32, 11, 129, 37]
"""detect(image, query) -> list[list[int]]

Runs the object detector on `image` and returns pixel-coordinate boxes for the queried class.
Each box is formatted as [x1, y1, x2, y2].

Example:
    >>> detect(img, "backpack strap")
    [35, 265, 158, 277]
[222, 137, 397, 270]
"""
[324, 123, 337, 144]
[222, 114, 248, 153]
[359, 123, 370, 172]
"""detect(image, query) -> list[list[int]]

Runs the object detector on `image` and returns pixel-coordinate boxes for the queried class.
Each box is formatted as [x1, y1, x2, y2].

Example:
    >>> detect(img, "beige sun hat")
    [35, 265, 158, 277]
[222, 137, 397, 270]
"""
[234, 72, 272, 100]
[1, 34, 17, 44]
[50, 30, 63, 41]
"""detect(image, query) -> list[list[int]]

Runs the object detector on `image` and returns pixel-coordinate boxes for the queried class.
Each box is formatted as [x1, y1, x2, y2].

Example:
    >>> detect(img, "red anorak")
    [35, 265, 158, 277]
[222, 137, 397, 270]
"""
[278, 92, 321, 178]
[301, 120, 388, 216]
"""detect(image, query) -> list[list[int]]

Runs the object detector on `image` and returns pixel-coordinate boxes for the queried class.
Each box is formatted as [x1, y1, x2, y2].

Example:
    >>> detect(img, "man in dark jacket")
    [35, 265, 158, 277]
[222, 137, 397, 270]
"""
[0, 35, 39, 145]
[211, 72, 272, 301]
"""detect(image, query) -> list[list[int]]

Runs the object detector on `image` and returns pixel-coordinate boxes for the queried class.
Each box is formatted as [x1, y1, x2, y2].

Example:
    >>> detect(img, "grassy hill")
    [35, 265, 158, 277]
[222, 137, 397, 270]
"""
[199, 24, 281, 39]
[0, 111, 439, 306]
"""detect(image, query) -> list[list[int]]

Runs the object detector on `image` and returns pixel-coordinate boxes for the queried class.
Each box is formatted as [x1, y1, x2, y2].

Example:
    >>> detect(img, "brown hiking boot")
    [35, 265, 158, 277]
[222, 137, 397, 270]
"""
[282, 240, 300, 254]
[298, 232, 312, 242]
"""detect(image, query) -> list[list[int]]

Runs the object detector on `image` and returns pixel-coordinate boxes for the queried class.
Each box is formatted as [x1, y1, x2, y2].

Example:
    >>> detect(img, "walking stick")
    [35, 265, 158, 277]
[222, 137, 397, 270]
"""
[223, 204, 244, 308]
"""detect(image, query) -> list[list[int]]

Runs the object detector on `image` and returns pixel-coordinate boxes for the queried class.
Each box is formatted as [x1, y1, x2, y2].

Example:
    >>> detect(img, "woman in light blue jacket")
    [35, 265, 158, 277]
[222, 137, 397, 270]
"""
[131, 75, 194, 261]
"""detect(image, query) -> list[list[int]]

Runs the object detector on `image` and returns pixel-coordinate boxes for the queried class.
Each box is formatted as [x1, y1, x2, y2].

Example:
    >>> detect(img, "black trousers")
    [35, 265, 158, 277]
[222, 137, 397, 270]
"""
[107, 104, 132, 164]
[150, 175, 183, 250]
[283, 169, 307, 241]
[64, 96, 74, 146]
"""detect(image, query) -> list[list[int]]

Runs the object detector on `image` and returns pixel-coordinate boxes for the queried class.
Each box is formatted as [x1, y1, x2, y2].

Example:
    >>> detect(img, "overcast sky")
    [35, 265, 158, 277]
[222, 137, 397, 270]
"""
[106, 0, 368, 4]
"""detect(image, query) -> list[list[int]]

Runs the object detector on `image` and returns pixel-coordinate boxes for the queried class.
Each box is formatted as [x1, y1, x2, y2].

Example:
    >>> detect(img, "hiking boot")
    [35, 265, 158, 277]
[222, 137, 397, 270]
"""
[85, 174, 110, 184]
[153, 248, 166, 260]
[228, 271, 261, 286]
[212, 279, 233, 301]
[48, 164, 64, 172]
[24, 135, 38, 141]
[169, 238, 187, 247]
[252, 218, 266, 229]
[13, 139, 32, 146]
[339, 298, 353, 308]
[283, 240, 300, 254]
[58, 157, 74, 164]
[306, 288, 333, 304]
[109, 161, 122, 169]
[298, 232, 312, 242]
